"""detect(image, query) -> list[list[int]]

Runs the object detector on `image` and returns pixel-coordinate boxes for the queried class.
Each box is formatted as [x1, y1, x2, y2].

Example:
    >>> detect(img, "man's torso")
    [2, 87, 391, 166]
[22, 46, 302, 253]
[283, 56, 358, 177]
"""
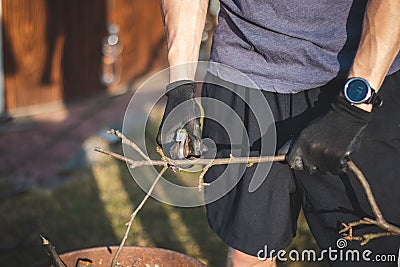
[210, 0, 400, 93]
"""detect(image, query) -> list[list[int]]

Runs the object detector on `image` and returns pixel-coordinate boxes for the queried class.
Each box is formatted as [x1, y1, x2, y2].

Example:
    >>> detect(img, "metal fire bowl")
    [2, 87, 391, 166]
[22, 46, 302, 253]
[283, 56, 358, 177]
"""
[48, 246, 207, 267]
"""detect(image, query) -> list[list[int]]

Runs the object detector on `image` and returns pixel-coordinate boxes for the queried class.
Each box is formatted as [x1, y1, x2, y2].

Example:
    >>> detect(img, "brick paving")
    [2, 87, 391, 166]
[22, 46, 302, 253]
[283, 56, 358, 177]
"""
[0, 92, 132, 187]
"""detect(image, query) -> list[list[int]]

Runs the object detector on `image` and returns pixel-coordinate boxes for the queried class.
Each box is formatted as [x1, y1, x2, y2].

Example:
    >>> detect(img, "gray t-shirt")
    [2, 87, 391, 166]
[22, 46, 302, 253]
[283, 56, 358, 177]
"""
[210, 0, 400, 93]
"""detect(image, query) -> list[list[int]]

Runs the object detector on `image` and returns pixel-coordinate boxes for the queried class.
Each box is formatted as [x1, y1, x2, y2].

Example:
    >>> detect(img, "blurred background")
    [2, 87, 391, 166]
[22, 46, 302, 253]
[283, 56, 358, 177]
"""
[0, 1, 323, 266]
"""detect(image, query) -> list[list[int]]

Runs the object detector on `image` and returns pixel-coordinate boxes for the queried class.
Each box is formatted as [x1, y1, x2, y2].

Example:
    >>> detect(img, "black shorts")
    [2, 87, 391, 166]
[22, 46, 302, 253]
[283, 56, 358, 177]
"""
[201, 71, 400, 266]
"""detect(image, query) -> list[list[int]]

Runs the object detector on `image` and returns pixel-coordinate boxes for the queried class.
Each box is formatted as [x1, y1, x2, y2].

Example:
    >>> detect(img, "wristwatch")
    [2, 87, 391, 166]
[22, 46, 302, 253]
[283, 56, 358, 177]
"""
[343, 77, 383, 107]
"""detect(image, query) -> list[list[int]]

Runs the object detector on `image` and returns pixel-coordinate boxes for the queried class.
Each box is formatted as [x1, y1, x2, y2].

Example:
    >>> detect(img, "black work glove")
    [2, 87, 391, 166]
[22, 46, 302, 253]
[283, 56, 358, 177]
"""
[156, 80, 202, 159]
[287, 96, 372, 175]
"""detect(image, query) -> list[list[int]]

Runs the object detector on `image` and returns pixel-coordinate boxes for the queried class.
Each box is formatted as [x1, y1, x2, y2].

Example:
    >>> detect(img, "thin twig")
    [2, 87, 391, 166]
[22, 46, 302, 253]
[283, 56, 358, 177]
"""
[108, 131, 167, 267]
[107, 129, 151, 161]
[341, 219, 393, 245]
[95, 147, 135, 165]
[338, 161, 400, 245]
[198, 161, 213, 191]
[359, 232, 393, 246]
[111, 166, 168, 267]
[347, 161, 385, 222]
[156, 146, 168, 162]
[41, 235, 67, 267]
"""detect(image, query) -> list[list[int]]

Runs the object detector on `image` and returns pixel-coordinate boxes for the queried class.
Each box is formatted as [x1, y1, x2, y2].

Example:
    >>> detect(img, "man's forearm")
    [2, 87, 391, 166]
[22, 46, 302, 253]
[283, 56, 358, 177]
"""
[160, 0, 209, 82]
[348, 0, 400, 111]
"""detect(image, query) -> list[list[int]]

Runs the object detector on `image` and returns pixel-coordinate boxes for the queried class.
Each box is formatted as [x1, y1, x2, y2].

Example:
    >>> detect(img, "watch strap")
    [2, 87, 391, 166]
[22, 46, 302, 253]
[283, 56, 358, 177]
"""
[366, 89, 383, 107]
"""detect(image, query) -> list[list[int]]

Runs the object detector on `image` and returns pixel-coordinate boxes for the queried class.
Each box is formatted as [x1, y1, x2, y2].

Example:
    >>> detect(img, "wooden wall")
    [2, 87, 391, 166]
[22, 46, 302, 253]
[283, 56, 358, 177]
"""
[110, 0, 167, 85]
[2, 0, 166, 114]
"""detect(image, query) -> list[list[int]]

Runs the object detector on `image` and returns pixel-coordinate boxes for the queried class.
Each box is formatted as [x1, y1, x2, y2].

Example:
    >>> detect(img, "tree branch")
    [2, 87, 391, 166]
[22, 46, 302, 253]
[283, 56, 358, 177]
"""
[96, 131, 400, 254]
[338, 162, 400, 245]
[41, 235, 67, 267]
[111, 166, 168, 267]
[107, 129, 151, 161]
[347, 161, 385, 222]
[95, 146, 285, 169]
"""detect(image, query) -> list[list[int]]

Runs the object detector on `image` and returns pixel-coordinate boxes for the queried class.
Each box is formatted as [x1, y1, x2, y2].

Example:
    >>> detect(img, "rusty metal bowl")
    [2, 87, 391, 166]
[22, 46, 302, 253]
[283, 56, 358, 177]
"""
[41, 246, 206, 267]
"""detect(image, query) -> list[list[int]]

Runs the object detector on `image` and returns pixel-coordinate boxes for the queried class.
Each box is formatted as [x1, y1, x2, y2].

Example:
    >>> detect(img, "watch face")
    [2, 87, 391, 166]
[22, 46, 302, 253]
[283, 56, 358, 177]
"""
[344, 78, 370, 103]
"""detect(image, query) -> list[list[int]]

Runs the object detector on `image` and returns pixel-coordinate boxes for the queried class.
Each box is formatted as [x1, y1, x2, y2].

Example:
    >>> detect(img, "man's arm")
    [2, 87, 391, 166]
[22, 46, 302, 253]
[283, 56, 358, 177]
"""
[288, 0, 400, 174]
[160, 0, 209, 82]
[349, 0, 400, 112]
[156, 0, 208, 158]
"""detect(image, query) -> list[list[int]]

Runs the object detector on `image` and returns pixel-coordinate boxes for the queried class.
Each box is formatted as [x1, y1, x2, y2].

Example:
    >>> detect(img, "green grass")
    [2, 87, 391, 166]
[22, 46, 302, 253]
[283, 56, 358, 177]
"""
[0, 134, 327, 267]
[0, 146, 227, 267]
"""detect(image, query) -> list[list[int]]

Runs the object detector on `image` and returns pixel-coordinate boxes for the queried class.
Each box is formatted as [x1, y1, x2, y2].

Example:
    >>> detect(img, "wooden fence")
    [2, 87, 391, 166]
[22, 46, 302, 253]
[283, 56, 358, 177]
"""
[2, 0, 166, 114]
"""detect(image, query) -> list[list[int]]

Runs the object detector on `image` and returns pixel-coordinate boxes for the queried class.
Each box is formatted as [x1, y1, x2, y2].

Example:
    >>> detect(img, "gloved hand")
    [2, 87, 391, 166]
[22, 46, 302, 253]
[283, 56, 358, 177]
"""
[156, 80, 202, 159]
[287, 96, 372, 175]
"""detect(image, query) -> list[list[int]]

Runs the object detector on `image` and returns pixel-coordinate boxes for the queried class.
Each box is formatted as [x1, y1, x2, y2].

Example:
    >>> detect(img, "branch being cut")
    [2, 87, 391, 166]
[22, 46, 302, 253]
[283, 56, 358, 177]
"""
[97, 130, 400, 253]
[95, 146, 285, 169]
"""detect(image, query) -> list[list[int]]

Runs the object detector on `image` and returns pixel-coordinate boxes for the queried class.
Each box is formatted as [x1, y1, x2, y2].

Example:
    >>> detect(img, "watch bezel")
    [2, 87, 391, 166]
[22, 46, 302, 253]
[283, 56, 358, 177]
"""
[343, 77, 372, 104]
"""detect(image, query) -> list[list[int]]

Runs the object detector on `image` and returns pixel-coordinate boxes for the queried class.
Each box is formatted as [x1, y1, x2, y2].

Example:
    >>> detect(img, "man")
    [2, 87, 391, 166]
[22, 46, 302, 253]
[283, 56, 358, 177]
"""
[157, 0, 400, 266]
